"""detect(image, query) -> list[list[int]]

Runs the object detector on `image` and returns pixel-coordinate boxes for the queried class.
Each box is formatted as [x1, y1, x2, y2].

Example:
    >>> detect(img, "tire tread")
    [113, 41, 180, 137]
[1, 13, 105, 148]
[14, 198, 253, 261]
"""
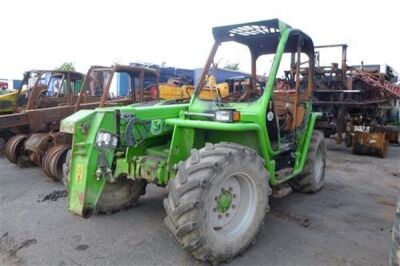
[164, 142, 269, 264]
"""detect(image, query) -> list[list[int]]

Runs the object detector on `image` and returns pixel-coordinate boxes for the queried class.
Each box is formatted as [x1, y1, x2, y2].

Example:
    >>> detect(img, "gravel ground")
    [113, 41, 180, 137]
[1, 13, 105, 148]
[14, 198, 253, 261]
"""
[0, 139, 399, 265]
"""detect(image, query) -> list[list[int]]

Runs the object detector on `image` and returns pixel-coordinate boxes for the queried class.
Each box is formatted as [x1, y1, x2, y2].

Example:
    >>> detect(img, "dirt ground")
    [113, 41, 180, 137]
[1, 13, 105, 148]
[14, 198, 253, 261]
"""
[0, 139, 399, 265]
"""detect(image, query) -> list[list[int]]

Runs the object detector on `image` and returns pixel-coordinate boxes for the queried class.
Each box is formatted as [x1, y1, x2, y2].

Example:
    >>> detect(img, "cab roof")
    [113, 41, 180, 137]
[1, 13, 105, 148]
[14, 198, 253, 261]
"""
[212, 19, 314, 58]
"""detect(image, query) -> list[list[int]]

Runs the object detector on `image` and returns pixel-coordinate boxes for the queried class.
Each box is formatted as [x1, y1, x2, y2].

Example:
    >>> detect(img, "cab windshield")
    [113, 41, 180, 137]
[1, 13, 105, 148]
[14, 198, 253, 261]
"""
[197, 41, 311, 104]
[80, 67, 159, 104]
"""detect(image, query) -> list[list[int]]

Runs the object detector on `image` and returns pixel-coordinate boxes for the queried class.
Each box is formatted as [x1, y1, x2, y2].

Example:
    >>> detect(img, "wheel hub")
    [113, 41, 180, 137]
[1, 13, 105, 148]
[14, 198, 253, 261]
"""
[216, 190, 233, 213]
[210, 176, 242, 229]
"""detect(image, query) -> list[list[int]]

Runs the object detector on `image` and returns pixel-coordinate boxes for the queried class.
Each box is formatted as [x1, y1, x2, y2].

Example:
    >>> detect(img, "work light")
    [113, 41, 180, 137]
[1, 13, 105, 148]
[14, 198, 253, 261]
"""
[96, 130, 118, 149]
[215, 110, 240, 123]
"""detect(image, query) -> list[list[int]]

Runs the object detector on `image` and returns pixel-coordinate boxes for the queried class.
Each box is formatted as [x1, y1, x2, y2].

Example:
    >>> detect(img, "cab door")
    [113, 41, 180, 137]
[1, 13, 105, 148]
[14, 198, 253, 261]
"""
[268, 35, 313, 150]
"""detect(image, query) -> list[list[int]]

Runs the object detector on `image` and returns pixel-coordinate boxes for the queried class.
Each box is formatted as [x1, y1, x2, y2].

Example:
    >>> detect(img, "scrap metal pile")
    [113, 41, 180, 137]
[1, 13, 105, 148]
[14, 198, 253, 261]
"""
[0, 65, 159, 180]
[312, 44, 400, 157]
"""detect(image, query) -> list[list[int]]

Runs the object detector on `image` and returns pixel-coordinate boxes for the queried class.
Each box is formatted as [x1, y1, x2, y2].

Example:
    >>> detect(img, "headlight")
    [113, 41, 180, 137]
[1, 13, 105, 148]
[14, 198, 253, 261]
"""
[215, 110, 240, 123]
[96, 130, 118, 149]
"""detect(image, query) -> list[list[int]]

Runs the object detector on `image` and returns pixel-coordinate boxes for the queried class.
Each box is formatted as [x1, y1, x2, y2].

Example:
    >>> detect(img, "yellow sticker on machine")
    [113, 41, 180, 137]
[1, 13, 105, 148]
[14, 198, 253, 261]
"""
[76, 163, 83, 184]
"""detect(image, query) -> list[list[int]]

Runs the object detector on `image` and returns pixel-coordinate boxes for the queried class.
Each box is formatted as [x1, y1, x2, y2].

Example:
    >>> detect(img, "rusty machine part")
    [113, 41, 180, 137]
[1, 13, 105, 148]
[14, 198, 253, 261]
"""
[352, 131, 389, 158]
[4, 134, 28, 163]
[0, 69, 84, 154]
[2, 65, 161, 183]
[23, 133, 54, 166]
[313, 44, 399, 157]
[22, 131, 72, 167]
[374, 125, 400, 144]
[352, 69, 400, 99]
[1, 65, 160, 180]
[39, 65, 160, 181]
[42, 144, 70, 181]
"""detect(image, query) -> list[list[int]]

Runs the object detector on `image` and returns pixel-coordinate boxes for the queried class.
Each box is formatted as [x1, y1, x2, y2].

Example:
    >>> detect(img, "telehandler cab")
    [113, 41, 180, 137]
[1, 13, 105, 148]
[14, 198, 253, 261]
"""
[0, 70, 84, 152]
[61, 19, 326, 264]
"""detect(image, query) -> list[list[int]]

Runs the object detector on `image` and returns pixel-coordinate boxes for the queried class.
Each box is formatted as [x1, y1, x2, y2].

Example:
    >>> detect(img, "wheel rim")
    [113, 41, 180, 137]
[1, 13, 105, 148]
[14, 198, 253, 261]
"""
[42, 145, 70, 181]
[209, 173, 257, 241]
[314, 146, 323, 184]
[5, 134, 27, 163]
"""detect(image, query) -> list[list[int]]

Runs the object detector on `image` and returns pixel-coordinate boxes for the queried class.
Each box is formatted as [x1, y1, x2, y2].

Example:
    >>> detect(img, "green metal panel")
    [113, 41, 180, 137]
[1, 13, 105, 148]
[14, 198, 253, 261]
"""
[63, 103, 189, 215]
[67, 110, 116, 216]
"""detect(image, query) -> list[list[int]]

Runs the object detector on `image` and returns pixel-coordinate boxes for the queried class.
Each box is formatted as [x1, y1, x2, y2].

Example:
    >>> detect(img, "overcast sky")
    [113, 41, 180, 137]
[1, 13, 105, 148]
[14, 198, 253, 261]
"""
[1, 0, 399, 79]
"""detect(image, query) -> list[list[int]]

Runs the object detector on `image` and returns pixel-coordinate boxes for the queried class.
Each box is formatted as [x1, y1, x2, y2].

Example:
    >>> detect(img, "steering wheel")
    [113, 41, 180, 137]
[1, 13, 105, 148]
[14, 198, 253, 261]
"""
[32, 86, 49, 108]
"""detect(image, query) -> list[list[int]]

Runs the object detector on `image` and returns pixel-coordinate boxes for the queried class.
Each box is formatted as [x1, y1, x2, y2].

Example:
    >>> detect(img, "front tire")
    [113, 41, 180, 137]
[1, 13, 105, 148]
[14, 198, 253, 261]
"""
[289, 130, 326, 193]
[164, 143, 270, 264]
[62, 148, 147, 214]
[95, 178, 147, 214]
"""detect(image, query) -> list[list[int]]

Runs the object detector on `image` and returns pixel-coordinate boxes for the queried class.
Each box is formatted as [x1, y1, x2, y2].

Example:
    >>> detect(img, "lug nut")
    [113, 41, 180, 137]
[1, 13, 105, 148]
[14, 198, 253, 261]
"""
[233, 194, 237, 198]
[213, 208, 216, 212]
[226, 213, 230, 217]
[221, 188, 225, 192]
[215, 196, 218, 201]
[218, 214, 223, 219]
[232, 204, 236, 209]
[229, 187, 233, 191]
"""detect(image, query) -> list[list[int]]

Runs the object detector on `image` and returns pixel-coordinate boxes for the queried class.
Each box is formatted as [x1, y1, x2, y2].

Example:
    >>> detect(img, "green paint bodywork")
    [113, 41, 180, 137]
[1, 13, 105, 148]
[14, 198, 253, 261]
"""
[61, 19, 321, 216]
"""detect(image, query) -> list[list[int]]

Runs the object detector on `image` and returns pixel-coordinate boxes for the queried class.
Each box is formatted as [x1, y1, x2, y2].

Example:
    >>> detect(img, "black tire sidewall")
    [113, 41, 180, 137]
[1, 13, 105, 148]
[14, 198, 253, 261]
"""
[311, 137, 326, 192]
[289, 131, 326, 193]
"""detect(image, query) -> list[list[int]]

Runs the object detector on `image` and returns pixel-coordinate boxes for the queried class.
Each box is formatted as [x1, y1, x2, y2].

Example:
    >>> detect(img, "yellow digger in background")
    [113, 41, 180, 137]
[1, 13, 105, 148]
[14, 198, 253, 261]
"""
[0, 87, 28, 114]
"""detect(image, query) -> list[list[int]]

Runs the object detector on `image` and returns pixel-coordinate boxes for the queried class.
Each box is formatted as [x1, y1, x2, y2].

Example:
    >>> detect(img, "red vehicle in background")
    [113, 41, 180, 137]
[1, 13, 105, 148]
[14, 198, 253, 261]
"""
[0, 81, 8, 90]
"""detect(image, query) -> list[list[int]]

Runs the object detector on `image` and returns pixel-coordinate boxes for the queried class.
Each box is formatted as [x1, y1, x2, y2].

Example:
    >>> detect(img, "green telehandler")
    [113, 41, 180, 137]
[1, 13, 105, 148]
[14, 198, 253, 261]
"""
[61, 19, 326, 264]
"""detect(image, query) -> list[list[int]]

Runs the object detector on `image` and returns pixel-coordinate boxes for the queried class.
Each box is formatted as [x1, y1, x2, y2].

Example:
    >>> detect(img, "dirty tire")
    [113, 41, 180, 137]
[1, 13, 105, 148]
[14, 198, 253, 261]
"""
[95, 178, 147, 214]
[391, 198, 400, 266]
[164, 142, 270, 264]
[289, 130, 326, 193]
[62, 149, 146, 214]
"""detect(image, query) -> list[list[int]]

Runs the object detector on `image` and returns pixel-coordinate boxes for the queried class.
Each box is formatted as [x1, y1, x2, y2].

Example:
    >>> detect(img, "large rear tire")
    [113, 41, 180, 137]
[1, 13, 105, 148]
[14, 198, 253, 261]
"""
[164, 143, 270, 264]
[62, 148, 147, 214]
[391, 198, 400, 266]
[289, 130, 326, 193]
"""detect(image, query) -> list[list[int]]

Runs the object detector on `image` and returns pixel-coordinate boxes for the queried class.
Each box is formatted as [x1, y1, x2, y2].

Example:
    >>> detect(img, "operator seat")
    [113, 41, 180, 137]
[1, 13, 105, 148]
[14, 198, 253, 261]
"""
[272, 79, 305, 132]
